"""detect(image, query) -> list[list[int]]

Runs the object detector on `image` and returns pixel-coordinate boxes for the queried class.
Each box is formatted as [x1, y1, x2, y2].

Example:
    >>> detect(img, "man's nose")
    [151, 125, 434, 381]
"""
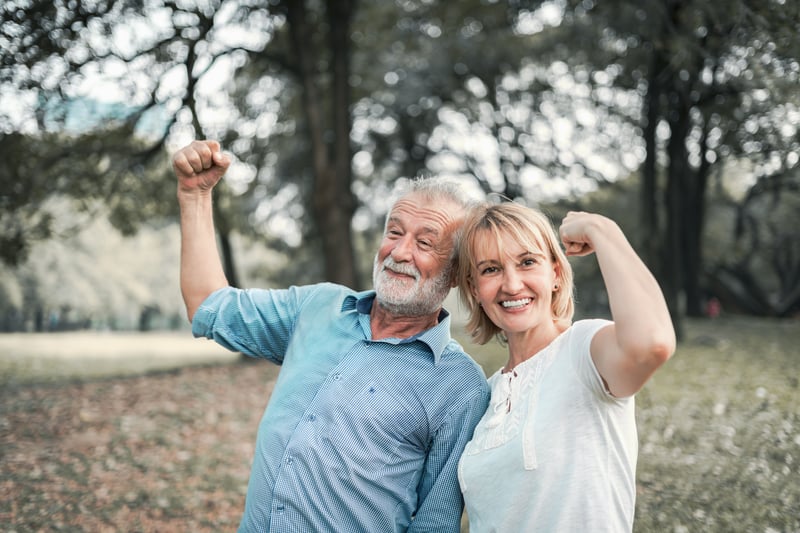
[390, 235, 414, 262]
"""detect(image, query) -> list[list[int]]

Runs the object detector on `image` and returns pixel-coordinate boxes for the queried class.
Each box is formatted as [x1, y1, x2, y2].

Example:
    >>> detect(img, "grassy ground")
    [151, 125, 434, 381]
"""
[633, 317, 799, 532]
[1, 362, 277, 532]
[1, 317, 798, 532]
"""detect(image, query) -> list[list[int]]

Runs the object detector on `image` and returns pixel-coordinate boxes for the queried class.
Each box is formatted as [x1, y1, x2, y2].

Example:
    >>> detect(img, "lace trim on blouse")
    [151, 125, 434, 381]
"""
[463, 333, 565, 469]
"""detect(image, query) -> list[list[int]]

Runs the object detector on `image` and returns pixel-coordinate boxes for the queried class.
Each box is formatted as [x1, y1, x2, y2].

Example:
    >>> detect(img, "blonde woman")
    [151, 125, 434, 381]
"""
[456, 202, 675, 532]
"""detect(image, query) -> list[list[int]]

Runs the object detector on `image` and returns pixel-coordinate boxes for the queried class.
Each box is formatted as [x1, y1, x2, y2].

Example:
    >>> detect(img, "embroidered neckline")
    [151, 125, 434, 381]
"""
[463, 332, 566, 456]
[503, 369, 519, 413]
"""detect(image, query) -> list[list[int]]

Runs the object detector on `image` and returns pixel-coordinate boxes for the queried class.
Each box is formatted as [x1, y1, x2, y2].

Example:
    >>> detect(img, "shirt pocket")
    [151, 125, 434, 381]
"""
[324, 380, 422, 468]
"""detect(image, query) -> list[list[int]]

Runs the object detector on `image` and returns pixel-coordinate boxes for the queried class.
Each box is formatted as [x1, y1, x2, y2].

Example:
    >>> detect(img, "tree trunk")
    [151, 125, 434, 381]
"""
[664, 99, 690, 340]
[216, 221, 240, 288]
[324, 0, 360, 288]
[287, 0, 359, 288]
[642, 51, 663, 274]
[184, 15, 240, 290]
[682, 120, 711, 317]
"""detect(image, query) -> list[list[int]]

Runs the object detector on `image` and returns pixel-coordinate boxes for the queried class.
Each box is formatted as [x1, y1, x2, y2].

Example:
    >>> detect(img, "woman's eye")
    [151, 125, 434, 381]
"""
[480, 266, 498, 275]
[521, 256, 541, 267]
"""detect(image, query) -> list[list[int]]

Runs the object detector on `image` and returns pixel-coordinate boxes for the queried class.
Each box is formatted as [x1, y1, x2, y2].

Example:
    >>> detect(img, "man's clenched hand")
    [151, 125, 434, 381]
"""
[173, 140, 231, 196]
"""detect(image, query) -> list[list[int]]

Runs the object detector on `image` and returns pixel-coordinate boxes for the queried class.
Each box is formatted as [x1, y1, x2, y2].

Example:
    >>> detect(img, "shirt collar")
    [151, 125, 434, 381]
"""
[343, 291, 452, 364]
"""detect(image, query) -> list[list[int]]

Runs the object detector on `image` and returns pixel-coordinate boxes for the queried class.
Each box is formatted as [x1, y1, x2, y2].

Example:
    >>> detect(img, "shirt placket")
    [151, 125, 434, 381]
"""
[268, 345, 363, 531]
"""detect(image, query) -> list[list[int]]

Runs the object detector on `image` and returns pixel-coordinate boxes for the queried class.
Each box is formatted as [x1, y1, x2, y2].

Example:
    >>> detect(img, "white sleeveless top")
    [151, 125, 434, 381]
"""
[458, 319, 638, 533]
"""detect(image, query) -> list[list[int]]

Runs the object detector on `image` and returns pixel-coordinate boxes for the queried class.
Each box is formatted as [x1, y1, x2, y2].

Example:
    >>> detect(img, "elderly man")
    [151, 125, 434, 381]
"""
[173, 140, 489, 533]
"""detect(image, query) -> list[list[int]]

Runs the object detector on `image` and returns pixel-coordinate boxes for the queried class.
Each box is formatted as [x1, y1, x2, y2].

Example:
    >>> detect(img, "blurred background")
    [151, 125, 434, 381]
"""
[2, 0, 799, 334]
[1, 1, 798, 531]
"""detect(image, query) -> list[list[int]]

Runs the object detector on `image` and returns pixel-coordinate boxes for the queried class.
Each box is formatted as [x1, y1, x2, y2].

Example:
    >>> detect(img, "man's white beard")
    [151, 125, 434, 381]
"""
[372, 255, 452, 317]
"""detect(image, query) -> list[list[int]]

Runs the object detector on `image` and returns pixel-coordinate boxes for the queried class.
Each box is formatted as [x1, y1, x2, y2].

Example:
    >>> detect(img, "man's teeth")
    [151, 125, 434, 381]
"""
[502, 298, 531, 308]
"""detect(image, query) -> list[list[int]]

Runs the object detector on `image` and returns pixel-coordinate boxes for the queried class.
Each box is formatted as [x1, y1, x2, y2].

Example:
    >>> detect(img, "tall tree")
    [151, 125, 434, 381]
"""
[0, 0, 361, 285]
[4, 0, 798, 320]
[526, 0, 800, 326]
[284, 0, 359, 287]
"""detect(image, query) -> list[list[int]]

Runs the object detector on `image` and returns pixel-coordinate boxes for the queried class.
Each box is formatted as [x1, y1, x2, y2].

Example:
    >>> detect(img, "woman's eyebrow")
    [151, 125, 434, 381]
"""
[475, 258, 498, 268]
[517, 250, 546, 260]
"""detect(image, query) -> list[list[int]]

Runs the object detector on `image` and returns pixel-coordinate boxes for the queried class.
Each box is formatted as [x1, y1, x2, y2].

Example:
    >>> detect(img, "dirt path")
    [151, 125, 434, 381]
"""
[0, 331, 239, 385]
[1, 356, 280, 532]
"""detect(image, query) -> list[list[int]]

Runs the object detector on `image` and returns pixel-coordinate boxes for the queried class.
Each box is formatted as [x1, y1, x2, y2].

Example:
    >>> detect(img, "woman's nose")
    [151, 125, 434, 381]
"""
[501, 269, 524, 293]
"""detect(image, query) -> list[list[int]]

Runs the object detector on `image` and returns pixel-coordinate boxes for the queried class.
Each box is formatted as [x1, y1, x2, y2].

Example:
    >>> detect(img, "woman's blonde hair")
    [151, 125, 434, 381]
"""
[457, 202, 575, 345]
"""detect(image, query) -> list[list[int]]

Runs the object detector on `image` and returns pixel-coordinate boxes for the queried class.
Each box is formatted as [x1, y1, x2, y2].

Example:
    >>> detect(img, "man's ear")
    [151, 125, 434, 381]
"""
[449, 271, 458, 288]
[448, 257, 460, 288]
[468, 276, 479, 297]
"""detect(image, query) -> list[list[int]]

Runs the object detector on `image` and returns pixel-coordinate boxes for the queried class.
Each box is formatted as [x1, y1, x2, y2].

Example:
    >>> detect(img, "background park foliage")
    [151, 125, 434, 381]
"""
[2, 0, 800, 333]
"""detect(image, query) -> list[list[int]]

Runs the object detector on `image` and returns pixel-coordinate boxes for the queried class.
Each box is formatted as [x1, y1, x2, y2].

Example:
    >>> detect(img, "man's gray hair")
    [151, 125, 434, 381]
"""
[404, 176, 476, 213]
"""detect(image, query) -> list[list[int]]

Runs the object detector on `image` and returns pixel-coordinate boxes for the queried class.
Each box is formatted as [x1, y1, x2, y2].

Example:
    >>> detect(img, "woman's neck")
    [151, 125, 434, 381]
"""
[503, 321, 562, 372]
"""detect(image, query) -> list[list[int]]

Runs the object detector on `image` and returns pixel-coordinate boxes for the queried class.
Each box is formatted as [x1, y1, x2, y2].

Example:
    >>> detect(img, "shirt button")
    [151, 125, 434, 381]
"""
[308, 414, 316, 421]
[333, 373, 342, 381]
[276, 504, 285, 513]
[286, 456, 293, 465]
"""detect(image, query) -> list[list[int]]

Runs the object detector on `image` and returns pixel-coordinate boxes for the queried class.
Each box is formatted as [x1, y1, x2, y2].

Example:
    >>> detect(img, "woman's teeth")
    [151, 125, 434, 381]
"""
[502, 298, 531, 308]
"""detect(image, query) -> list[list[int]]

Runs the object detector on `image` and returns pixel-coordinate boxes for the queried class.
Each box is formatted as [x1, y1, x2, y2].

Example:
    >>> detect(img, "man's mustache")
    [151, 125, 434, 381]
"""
[380, 258, 420, 280]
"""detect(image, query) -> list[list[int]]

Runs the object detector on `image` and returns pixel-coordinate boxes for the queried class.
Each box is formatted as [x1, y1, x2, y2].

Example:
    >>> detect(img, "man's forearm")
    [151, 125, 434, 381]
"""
[179, 192, 229, 322]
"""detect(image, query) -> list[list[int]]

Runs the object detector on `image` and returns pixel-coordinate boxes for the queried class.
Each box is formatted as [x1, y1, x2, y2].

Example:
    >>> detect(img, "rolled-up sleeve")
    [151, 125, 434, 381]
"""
[191, 285, 305, 363]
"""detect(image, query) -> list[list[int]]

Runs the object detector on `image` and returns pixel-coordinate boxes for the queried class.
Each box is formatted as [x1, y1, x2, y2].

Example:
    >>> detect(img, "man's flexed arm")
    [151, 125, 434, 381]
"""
[173, 140, 232, 322]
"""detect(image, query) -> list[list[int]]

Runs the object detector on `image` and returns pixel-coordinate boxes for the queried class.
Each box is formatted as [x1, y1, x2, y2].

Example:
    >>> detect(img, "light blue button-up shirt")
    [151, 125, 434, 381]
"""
[192, 283, 490, 533]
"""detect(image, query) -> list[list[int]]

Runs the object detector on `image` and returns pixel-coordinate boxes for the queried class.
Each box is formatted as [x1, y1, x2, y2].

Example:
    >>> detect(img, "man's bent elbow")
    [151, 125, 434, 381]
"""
[181, 290, 215, 325]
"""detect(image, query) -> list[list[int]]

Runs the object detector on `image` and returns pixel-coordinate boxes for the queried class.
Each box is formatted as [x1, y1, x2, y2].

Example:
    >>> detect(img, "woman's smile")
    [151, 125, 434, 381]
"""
[501, 297, 532, 309]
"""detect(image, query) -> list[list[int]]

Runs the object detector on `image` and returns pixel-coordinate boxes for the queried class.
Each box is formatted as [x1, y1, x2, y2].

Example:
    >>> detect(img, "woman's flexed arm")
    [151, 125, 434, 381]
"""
[560, 211, 676, 397]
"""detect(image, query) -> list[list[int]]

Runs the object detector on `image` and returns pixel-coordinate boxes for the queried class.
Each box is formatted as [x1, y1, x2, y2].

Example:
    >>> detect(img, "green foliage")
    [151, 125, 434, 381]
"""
[2, 0, 800, 317]
[0, 126, 176, 265]
[0, 132, 57, 265]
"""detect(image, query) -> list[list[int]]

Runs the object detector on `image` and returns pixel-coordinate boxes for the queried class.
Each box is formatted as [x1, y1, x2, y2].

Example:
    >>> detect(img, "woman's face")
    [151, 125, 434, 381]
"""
[470, 229, 559, 336]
